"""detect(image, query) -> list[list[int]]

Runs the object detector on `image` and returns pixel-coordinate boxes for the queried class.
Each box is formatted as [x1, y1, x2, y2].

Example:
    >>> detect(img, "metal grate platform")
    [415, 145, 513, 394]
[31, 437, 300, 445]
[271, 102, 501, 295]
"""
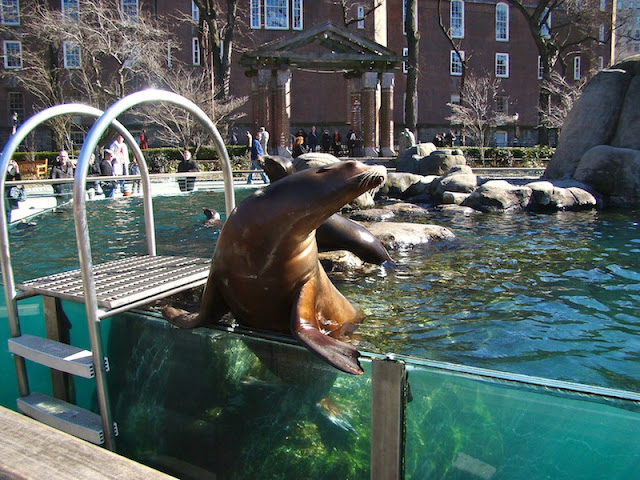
[17, 255, 211, 310]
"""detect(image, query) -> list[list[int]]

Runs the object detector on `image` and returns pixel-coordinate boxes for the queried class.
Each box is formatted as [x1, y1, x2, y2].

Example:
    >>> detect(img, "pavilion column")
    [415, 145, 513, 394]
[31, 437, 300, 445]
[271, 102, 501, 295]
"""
[273, 68, 292, 156]
[254, 68, 272, 135]
[362, 71, 379, 157]
[380, 72, 396, 157]
[348, 76, 363, 139]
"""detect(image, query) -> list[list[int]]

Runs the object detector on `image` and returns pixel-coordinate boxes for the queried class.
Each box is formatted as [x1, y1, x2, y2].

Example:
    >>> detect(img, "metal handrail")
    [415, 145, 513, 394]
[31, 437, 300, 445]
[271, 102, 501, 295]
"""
[73, 89, 235, 450]
[0, 104, 140, 406]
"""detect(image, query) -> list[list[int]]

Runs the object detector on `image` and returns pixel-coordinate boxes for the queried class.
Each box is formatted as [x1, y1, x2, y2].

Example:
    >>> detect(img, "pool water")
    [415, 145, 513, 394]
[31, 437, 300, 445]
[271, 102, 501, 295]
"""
[6, 191, 639, 393]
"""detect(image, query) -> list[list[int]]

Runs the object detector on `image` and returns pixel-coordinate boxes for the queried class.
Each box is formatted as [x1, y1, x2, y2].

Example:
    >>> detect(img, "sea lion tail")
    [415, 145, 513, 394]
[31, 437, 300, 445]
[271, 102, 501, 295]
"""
[162, 306, 203, 329]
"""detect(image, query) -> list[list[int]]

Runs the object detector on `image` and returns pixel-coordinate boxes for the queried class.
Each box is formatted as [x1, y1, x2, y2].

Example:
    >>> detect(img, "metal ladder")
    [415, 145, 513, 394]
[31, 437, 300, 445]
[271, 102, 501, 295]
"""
[0, 90, 236, 451]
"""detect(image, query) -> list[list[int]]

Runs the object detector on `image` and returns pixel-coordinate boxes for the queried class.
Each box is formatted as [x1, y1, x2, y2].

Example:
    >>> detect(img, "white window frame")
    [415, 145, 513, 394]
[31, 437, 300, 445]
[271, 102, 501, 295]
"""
[192, 37, 201, 65]
[292, 0, 302, 30]
[1, 0, 19, 25]
[357, 5, 364, 29]
[403, 47, 408, 74]
[121, 0, 138, 22]
[250, 0, 261, 29]
[537, 55, 544, 80]
[496, 52, 509, 78]
[451, 0, 464, 39]
[3, 40, 22, 69]
[192, 1, 199, 22]
[265, 0, 288, 30]
[574, 56, 581, 80]
[63, 41, 81, 69]
[450, 50, 464, 76]
[62, 0, 79, 22]
[496, 3, 509, 41]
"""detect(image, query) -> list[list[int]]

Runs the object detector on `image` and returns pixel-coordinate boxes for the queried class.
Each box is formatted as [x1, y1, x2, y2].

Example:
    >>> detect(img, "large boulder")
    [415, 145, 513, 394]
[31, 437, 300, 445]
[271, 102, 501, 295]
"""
[544, 69, 631, 180]
[366, 222, 456, 249]
[461, 180, 533, 212]
[396, 143, 437, 172]
[429, 165, 477, 203]
[527, 180, 597, 211]
[378, 172, 436, 199]
[611, 75, 640, 149]
[417, 150, 466, 176]
[574, 145, 640, 207]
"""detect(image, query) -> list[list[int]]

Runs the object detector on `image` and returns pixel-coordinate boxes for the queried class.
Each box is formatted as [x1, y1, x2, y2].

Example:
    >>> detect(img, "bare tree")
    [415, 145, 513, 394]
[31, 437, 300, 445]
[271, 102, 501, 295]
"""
[447, 73, 503, 164]
[539, 70, 589, 130]
[405, 0, 419, 136]
[333, 0, 384, 28]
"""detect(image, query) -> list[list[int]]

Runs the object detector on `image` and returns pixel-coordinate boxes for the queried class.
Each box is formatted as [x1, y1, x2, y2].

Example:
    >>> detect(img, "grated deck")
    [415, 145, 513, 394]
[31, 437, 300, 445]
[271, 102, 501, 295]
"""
[17, 255, 211, 309]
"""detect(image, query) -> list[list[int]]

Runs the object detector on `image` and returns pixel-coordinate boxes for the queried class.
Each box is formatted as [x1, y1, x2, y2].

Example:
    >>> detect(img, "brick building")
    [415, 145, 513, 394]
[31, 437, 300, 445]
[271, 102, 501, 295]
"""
[0, 0, 613, 151]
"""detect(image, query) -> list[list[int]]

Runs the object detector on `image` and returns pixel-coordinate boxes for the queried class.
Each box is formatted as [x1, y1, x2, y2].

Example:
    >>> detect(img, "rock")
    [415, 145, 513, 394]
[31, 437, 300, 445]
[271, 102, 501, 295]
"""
[379, 172, 435, 199]
[574, 145, 640, 207]
[436, 204, 479, 215]
[367, 222, 456, 249]
[383, 202, 430, 216]
[429, 165, 477, 202]
[318, 251, 365, 273]
[397, 128, 416, 155]
[461, 180, 533, 212]
[349, 208, 395, 222]
[527, 180, 596, 211]
[611, 75, 640, 149]
[442, 191, 470, 205]
[418, 150, 466, 176]
[396, 143, 437, 172]
[544, 69, 631, 180]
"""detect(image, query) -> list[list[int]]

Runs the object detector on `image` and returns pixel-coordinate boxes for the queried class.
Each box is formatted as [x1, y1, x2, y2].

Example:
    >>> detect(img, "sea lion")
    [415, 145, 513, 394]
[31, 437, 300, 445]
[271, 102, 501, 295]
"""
[258, 155, 393, 265]
[163, 160, 387, 374]
[202, 207, 223, 228]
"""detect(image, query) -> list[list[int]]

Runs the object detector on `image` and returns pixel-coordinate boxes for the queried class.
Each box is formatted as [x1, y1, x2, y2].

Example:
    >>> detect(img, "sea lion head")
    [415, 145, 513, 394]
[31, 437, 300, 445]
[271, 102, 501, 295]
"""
[258, 155, 294, 182]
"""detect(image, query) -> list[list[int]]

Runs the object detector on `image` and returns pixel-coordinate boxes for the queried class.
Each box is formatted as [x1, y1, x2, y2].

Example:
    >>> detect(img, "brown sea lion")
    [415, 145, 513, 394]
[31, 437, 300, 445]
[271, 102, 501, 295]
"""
[202, 207, 223, 228]
[258, 155, 393, 265]
[163, 160, 387, 374]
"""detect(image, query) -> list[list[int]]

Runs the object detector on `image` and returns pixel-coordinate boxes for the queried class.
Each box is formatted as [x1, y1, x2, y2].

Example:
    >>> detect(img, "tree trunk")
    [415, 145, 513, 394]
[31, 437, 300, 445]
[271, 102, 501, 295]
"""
[405, 0, 419, 137]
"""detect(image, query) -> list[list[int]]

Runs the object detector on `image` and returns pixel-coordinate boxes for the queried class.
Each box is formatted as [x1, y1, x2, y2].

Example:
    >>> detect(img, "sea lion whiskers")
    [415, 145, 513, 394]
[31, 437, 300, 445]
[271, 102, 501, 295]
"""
[353, 166, 386, 189]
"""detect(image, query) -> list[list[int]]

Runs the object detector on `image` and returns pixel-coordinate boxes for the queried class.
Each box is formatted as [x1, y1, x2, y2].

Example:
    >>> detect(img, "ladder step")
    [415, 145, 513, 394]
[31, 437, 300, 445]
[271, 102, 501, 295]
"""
[17, 392, 105, 445]
[8, 334, 95, 378]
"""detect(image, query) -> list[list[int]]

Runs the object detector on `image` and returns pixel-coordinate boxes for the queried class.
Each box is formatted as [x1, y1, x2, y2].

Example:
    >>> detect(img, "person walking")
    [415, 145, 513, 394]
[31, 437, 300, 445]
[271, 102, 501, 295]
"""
[50, 150, 73, 206]
[246, 131, 267, 184]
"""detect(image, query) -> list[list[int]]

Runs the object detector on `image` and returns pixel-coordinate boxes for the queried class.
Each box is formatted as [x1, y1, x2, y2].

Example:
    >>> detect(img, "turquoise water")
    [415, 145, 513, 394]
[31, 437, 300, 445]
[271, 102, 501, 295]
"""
[5, 192, 640, 392]
[2, 191, 639, 478]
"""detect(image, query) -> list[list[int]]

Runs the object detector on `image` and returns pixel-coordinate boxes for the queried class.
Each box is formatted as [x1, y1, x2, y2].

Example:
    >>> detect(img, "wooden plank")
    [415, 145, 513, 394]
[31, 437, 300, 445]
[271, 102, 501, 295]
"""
[43, 296, 74, 402]
[0, 406, 176, 480]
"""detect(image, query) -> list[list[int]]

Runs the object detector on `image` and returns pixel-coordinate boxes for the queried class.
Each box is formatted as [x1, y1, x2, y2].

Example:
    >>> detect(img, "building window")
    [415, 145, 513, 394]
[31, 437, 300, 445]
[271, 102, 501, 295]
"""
[403, 47, 408, 74]
[537, 56, 544, 79]
[250, 0, 261, 28]
[62, 0, 79, 22]
[121, 0, 138, 22]
[599, 24, 605, 42]
[63, 42, 81, 69]
[1, 0, 19, 25]
[450, 94, 460, 104]
[292, 0, 302, 30]
[192, 37, 200, 66]
[496, 3, 509, 41]
[496, 53, 509, 78]
[601, 0, 607, 11]
[8, 91, 23, 125]
[192, 1, 199, 22]
[265, 0, 288, 29]
[357, 5, 364, 29]
[574, 56, 581, 80]
[167, 41, 173, 67]
[451, 0, 464, 38]
[495, 131, 508, 147]
[3, 40, 21, 69]
[496, 96, 508, 114]
[69, 130, 85, 148]
[450, 50, 464, 76]
[598, 55, 604, 70]
[541, 8, 551, 38]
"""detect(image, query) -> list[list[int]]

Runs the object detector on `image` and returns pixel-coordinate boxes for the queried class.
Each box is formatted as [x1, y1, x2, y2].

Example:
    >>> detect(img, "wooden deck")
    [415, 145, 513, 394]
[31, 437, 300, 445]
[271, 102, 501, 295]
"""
[0, 406, 176, 480]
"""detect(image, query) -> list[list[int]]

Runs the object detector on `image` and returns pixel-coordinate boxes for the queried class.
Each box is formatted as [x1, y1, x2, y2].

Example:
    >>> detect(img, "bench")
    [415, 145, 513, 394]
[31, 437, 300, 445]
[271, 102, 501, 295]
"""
[17, 158, 48, 180]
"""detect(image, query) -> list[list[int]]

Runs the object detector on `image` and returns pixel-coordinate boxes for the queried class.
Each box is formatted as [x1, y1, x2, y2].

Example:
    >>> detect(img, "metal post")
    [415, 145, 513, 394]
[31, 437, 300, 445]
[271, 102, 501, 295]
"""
[371, 357, 408, 480]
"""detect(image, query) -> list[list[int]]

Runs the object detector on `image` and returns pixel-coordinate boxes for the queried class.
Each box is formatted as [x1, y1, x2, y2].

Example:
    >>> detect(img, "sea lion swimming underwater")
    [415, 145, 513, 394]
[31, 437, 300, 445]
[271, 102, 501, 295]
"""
[163, 160, 387, 375]
[258, 155, 393, 265]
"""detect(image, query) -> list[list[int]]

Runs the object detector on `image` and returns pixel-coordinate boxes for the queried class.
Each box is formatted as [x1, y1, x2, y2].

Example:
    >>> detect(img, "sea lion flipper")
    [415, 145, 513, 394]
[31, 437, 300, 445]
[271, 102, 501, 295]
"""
[291, 281, 363, 375]
[163, 279, 230, 329]
[162, 306, 203, 329]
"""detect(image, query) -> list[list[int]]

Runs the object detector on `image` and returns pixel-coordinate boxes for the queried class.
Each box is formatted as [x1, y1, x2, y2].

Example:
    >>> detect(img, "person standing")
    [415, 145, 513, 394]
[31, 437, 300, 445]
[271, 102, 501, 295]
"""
[259, 126, 270, 155]
[321, 129, 331, 153]
[99, 149, 117, 198]
[50, 150, 73, 206]
[292, 136, 307, 158]
[308, 125, 319, 152]
[139, 129, 149, 149]
[177, 149, 199, 192]
[5, 159, 23, 223]
[246, 131, 267, 184]
[110, 135, 129, 192]
[331, 130, 342, 156]
[129, 157, 141, 194]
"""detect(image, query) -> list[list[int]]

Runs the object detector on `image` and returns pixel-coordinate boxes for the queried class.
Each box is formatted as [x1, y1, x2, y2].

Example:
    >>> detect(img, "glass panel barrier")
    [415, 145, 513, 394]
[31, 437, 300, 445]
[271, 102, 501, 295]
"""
[106, 313, 373, 479]
[403, 358, 640, 479]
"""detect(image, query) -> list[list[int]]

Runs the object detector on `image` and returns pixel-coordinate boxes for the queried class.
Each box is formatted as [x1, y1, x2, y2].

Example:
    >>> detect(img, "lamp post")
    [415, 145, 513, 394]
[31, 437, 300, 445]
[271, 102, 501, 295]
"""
[513, 112, 520, 145]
